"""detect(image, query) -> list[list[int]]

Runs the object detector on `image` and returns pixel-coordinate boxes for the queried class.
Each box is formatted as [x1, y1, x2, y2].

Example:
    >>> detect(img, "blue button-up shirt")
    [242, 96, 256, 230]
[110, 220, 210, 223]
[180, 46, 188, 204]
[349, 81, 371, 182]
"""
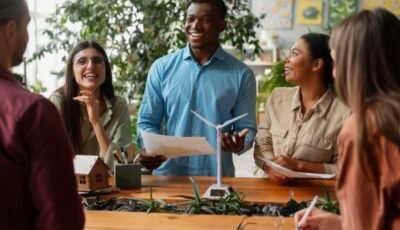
[137, 44, 257, 176]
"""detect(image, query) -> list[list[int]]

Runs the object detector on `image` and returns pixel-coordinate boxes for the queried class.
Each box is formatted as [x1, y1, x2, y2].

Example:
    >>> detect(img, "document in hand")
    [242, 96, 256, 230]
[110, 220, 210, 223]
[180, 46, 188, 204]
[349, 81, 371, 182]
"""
[140, 130, 216, 158]
[264, 159, 335, 179]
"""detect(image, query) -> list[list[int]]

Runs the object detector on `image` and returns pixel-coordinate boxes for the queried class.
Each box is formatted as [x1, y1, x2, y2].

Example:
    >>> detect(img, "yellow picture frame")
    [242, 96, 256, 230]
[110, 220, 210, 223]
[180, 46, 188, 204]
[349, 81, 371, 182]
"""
[297, 0, 324, 25]
[364, 0, 400, 15]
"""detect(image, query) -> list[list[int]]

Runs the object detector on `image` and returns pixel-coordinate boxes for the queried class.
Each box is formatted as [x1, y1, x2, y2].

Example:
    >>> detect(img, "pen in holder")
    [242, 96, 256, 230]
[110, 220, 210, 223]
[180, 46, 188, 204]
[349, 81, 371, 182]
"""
[119, 147, 128, 164]
[113, 147, 141, 189]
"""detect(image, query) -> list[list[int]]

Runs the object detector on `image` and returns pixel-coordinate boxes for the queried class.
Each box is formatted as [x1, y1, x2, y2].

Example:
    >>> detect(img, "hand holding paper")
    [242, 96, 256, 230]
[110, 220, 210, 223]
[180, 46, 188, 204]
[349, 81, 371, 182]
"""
[137, 152, 167, 170]
[140, 130, 215, 159]
[264, 159, 335, 179]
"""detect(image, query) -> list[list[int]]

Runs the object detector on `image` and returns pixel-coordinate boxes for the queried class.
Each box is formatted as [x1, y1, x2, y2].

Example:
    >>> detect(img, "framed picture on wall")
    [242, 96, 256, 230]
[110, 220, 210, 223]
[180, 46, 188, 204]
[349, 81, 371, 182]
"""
[297, 0, 324, 25]
[364, 0, 400, 15]
[251, 0, 294, 30]
[328, 0, 357, 28]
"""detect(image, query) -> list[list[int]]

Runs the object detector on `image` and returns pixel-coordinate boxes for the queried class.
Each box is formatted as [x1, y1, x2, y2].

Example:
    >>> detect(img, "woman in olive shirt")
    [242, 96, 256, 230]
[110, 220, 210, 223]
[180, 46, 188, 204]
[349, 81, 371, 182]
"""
[50, 40, 131, 168]
[254, 33, 350, 184]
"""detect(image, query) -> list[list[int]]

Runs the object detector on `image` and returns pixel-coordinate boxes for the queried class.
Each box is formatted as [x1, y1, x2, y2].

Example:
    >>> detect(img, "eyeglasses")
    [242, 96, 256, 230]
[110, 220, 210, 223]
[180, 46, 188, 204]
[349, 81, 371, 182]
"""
[74, 56, 105, 67]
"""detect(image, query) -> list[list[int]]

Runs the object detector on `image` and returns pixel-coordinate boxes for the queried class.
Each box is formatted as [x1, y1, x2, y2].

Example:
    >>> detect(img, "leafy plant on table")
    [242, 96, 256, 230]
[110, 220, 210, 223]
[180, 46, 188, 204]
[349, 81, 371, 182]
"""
[129, 186, 176, 213]
[319, 183, 340, 214]
[214, 191, 247, 215]
[274, 191, 307, 217]
[174, 177, 215, 214]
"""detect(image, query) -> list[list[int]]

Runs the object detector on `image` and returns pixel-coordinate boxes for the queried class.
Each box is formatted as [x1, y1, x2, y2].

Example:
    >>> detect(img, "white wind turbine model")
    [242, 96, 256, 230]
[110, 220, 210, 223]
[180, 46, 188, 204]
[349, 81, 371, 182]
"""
[191, 110, 248, 199]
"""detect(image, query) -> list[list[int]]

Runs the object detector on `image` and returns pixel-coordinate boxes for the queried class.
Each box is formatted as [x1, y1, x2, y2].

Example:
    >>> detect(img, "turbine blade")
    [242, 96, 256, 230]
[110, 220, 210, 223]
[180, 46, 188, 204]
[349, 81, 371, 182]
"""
[221, 113, 248, 127]
[191, 110, 216, 127]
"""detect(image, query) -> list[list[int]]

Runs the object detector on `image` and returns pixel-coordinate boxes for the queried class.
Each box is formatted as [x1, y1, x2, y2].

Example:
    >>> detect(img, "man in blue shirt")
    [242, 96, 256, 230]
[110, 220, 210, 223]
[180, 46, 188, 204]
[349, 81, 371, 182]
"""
[137, 0, 257, 176]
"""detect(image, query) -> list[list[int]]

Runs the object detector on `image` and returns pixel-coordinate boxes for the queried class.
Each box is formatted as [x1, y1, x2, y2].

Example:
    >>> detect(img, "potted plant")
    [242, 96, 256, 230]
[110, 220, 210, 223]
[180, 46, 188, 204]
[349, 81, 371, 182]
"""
[256, 61, 293, 124]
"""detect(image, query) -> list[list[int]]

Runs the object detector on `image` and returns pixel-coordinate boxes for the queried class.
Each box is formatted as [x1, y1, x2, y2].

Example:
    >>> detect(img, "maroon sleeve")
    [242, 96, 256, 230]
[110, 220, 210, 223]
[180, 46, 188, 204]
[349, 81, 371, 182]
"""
[21, 98, 84, 230]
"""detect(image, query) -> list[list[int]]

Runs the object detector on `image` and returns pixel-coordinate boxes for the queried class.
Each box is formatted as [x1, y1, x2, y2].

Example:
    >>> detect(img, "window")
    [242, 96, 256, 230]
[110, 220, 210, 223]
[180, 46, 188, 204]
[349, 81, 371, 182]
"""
[79, 175, 86, 184]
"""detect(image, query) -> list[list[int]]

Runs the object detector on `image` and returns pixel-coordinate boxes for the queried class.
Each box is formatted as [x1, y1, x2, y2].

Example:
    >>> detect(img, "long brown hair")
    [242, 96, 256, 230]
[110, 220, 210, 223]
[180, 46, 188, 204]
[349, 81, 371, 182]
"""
[56, 40, 114, 153]
[330, 8, 400, 178]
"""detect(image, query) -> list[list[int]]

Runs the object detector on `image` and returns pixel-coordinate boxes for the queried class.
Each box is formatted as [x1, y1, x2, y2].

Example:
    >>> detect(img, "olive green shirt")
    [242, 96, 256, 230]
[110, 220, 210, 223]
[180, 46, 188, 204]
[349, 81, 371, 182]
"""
[254, 87, 350, 174]
[49, 92, 132, 168]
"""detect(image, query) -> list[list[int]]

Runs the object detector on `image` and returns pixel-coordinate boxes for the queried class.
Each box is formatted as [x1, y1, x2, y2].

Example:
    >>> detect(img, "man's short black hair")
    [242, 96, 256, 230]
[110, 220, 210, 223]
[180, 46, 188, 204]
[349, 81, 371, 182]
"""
[0, 0, 25, 26]
[186, 0, 228, 19]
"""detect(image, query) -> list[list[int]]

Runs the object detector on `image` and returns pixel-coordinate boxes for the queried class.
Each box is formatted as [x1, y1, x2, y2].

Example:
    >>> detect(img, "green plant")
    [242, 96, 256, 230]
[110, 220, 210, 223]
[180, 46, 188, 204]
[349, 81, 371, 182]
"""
[83, 180, 322, 217]
[174, 177, 215, 214]
[28, 79, 47, 94]
[128, 187, 161, 213]
[319, 183, 340, 214]
[256, 61, 293, 109]
[254, 60, 293, 134]
[130, 111, 138, 147]
[258, 61, 293, 97]
[174, 177, 250, 215]
[30, 0, 264, 100]
[129, 186, 179, 213]
[214, 191, 247, 215]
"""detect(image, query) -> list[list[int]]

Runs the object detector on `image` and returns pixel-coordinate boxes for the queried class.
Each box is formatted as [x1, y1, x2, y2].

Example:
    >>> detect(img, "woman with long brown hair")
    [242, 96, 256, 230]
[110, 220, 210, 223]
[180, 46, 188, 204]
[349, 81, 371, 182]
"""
[50, 40, 131, 167]
[295, 8, 400, 229]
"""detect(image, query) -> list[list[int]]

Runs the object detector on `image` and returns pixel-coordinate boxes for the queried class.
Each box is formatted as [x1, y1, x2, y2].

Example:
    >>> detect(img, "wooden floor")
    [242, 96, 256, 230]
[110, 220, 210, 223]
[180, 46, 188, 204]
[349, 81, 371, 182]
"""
[85, 175, 336, 229]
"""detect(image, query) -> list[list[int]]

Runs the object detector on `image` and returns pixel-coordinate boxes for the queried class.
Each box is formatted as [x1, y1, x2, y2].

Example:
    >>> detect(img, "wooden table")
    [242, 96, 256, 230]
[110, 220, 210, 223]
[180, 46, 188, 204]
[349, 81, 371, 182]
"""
[85, 211, 291, 230]
[85, 175, 336, 229]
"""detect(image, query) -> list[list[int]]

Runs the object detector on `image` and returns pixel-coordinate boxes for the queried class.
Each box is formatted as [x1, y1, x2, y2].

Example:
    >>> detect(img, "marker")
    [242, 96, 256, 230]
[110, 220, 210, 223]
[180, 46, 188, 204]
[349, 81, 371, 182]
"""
[120, 147, 128, 164]
[296, 195, 318, 229]
[113, 149, 123, 163]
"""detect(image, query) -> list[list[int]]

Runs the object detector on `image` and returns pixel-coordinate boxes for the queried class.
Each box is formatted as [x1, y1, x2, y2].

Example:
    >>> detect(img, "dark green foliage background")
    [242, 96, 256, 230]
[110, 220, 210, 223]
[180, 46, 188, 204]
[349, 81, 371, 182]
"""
[31, 0, 264, 99]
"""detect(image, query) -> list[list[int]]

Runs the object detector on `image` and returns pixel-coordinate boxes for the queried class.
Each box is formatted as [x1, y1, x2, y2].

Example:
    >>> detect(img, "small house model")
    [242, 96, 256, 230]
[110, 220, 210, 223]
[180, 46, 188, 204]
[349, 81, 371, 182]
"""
[73, 155, 109, 191]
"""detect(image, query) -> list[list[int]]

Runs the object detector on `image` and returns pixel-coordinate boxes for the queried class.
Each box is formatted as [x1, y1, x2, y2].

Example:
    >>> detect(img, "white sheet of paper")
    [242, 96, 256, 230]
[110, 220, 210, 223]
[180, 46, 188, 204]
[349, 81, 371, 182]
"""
[140, 130, 215, 158]
[264, 159, 335, 179]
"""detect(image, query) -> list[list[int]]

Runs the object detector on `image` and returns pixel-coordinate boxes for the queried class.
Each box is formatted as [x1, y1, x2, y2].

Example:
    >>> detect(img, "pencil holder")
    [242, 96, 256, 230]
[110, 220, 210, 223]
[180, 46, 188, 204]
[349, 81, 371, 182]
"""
[114, 163, 141, 189]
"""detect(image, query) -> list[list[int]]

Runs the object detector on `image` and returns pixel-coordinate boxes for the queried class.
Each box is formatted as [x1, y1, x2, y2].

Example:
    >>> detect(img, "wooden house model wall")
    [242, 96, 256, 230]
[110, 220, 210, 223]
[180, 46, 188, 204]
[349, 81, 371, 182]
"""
[73, 155, 109, 191]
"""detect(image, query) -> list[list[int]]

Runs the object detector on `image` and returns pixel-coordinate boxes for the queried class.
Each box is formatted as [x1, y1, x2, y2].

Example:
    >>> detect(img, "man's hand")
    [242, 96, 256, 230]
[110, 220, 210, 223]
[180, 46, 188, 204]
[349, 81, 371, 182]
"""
[136, 150, 167, 170]
[221, 128, 249, 153]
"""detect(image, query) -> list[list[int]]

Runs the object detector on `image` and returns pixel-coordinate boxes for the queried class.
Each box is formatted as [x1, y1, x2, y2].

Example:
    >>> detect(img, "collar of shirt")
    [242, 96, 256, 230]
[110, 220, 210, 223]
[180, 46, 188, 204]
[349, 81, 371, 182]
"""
[0, 68, 23, 86]
[290, 86, 335, 118]
[182, 44, 225, 65]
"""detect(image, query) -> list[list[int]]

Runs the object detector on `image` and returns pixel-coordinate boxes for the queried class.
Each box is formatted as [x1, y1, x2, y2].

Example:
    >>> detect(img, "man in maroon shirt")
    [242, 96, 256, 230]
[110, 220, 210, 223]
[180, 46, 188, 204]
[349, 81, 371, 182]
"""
[0, 1, 85, 229]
